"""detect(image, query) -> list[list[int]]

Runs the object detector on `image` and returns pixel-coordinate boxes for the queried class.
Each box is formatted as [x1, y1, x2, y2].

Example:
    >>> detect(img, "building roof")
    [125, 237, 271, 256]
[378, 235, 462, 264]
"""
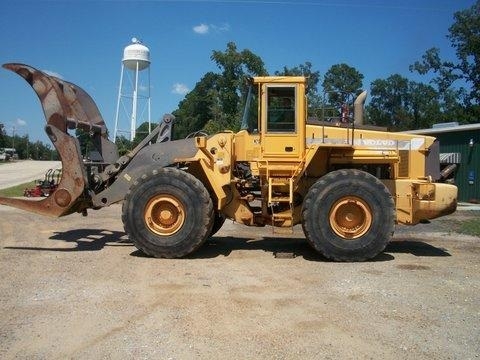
[402, 122, 480, 135]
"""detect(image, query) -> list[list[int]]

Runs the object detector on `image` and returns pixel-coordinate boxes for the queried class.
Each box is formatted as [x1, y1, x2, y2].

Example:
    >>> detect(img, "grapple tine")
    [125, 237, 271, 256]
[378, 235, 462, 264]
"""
[0, 63, 107, 216]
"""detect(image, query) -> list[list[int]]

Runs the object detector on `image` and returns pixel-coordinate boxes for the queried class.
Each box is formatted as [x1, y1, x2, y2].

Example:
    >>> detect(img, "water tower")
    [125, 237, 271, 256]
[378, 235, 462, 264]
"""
[113, 38, 151, 142]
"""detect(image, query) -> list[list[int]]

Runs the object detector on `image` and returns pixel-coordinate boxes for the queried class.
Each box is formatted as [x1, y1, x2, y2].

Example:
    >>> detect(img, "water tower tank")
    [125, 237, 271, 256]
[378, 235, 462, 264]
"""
[122, 38, 150, 71]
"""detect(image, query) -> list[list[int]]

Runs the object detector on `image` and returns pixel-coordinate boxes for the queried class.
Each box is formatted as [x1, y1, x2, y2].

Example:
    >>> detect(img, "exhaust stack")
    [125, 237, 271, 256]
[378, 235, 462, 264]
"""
[354, 90, 368, 126]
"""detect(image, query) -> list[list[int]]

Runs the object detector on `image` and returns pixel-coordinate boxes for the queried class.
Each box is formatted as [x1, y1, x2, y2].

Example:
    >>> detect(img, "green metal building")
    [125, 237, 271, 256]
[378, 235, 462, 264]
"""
[406, 123, 480, 203]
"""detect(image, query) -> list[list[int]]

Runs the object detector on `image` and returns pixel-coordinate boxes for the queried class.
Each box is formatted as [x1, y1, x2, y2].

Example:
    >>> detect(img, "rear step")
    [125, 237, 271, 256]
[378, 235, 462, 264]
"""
[268, 177, 294, 234]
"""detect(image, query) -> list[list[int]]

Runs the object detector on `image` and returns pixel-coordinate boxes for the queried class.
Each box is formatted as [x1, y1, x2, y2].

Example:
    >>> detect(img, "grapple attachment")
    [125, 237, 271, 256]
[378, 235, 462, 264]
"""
[0, 63, 118, 216]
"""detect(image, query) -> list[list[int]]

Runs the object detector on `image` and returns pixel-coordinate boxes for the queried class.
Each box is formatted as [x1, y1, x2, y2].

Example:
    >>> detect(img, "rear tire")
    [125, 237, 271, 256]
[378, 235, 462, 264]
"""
[122, 168, 213, 258]
[302, 169, 395, 261]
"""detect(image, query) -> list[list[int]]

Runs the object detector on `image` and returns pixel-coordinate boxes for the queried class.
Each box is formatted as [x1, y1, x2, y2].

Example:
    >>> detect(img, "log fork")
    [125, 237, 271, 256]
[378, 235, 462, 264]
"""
[0, 64, 117, 216]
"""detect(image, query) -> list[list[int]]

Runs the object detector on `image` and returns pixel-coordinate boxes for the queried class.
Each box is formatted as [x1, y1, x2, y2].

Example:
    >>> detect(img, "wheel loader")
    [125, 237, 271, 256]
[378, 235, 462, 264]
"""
[0, 64, 458, 261]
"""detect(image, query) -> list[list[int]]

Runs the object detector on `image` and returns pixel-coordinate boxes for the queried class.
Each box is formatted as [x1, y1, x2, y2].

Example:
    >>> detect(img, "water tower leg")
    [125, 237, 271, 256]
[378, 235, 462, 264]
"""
[113, 64, 125, 144]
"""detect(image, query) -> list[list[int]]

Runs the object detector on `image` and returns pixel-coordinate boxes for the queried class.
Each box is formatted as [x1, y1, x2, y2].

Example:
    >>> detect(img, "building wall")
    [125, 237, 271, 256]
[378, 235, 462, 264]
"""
[435, 130, 480, 202]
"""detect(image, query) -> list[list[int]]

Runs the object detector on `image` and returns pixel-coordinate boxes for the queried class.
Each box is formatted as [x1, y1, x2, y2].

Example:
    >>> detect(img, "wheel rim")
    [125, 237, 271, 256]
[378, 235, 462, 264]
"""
[329, 196, 372, 239]
[144, 195, 185, 236]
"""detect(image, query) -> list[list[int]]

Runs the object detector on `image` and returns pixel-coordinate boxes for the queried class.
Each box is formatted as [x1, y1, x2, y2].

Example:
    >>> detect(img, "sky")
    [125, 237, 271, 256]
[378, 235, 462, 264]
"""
[0, 0, 476, 144]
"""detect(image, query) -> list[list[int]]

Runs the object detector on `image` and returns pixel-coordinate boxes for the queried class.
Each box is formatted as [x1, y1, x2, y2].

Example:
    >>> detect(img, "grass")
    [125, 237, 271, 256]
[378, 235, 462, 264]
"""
[434, 211, 480, 237]
[458, 217, 480, 237]
[0, 181, 36, 197]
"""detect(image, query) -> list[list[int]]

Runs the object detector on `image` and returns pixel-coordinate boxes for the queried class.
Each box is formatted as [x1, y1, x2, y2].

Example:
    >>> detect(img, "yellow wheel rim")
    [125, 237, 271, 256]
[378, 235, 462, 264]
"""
[329, 196, 372, 239]
[144, 195, 185, 236]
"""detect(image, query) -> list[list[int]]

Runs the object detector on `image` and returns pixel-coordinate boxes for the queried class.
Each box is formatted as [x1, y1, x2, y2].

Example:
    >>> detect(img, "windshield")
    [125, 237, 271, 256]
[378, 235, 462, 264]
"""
[240, 83, 259, 133]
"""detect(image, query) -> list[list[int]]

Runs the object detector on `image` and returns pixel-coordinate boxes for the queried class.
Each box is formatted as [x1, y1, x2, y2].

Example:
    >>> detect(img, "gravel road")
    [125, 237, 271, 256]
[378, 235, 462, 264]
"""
[0, 160, 61, 189]
[0, 203, 478, 359]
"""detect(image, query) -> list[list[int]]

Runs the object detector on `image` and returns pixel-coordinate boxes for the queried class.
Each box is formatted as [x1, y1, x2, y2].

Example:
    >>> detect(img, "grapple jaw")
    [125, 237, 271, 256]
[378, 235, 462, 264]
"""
[0, 63, 118, 217]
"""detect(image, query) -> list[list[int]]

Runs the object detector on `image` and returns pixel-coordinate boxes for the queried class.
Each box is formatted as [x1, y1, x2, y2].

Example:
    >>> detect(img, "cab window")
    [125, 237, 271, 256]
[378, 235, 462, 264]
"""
[266, 86, 296, 133]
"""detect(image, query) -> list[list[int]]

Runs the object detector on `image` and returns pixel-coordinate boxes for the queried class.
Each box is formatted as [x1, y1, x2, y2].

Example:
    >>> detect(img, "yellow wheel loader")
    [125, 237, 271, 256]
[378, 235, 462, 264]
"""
[0, 64, 458, 261]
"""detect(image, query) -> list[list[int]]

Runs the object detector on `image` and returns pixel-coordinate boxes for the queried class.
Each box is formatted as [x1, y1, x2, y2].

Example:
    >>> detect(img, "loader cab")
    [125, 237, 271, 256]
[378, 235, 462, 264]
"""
[255, 76, 306, 160]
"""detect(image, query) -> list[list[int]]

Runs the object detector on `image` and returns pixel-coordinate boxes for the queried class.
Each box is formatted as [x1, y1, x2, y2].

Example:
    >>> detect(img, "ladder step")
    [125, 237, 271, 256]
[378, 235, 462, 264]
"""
[272, 213, 293, 220]
[272, 227, 294, 235]
[270, 196, 291, 203]
[270, 177, 290, 185]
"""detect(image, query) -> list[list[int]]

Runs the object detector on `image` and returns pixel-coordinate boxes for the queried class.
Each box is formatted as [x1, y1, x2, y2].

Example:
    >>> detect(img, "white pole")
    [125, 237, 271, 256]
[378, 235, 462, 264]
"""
[148, 66, 151, 134]
[113, 64, 124, 143]
[131, 61, 139, 141]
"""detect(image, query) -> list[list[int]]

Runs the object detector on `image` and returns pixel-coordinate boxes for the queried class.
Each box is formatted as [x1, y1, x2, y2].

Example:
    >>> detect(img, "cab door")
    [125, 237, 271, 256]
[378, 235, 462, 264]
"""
[260, 83, 305, 160]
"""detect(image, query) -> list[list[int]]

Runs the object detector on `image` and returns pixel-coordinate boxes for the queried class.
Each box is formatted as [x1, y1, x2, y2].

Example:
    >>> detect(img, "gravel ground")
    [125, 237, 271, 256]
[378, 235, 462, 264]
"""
[0, 160, 61, 189]
[0, 204, 478, 359]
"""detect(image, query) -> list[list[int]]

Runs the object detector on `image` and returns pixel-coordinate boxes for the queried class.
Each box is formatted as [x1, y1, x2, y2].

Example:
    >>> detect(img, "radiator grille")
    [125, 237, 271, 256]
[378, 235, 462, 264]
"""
[398, 150, 410, 178]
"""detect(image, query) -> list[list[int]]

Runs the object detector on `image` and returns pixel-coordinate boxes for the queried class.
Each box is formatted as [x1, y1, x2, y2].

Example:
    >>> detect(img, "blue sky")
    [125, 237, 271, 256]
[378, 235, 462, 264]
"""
[0, 0, 475, 143]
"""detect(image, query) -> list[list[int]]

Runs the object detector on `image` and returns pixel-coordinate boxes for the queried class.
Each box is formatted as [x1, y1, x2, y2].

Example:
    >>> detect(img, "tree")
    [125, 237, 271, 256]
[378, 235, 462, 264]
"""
[173, 42, 267, 138]
[274, 62, 322, 115]
[366, 74, 443, 130]
[448, 1, 480, 104]
[407, 81, 443, 129]
[173, 72, 221, 139]
[75, 129, 94, 159]
[0, 123, 5, 148]
[115, 135, 132, 156]
[210, 42, 267, 130]
[322, 63, 364, 106]
[410, 1, 480, 121]
[366, 74, 411, 130]
[13, 135, 30, 159]
[132, 121, 151, 148]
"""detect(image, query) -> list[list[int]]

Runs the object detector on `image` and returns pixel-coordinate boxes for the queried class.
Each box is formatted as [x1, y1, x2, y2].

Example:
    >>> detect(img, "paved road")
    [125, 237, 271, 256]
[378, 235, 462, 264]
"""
[0, 160, 61, 189]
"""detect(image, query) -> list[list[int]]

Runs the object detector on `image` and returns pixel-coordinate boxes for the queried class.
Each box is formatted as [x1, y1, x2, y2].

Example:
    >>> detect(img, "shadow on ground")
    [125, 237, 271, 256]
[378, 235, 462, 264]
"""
[4, 229, 130, 252]
[4, 230, 450, 261]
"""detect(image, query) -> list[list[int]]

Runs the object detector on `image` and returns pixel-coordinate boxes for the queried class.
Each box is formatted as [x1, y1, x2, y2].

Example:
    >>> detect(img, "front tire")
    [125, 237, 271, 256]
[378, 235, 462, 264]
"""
[302, 169, 395, 261]
[122, 168, 214, 258]
[210, 211, 226, 237]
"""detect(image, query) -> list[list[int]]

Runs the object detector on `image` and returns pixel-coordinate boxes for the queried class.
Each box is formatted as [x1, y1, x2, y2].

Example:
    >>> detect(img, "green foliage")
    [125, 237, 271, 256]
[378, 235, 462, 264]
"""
[458, 217, 480, 237]
[0, 132, 56, 160]
[173, 42, 267, 139]
[211, 42, 267, 113]
[322, 63, 364, 106]
[409, 1, 480, 123]
[173, 72, 221, 139]
[442, 213, 480, 237]
[115, 135, 133, 156]
[367, 74, 443, 130]
[0, 123, 5, 148]
[75, 128, 95, 159]
[366, 74, 443, 130]
[171, 2, 479, 137]
[132, 121, 152, 148]
[448, 1, 480, 104]
[275, 62, 322, 114]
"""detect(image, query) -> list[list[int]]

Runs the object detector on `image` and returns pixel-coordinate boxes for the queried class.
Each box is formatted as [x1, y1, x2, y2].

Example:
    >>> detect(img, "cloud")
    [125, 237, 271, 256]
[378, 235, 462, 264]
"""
[193, 22, 230, 35]
[211, 23, 231, 32]
[172, 83, 190, 95]
[15, 118, 27, 127]
[193, 24, 209, 35]
[42, 70, 63, 79]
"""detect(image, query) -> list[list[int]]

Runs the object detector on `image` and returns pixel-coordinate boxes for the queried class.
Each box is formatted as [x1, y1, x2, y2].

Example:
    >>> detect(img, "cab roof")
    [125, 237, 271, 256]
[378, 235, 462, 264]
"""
[252, 76, 306, 84]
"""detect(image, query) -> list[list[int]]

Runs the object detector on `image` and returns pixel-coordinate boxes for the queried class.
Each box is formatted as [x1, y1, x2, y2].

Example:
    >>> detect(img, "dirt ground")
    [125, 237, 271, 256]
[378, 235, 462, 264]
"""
[0, 204, 478, 359]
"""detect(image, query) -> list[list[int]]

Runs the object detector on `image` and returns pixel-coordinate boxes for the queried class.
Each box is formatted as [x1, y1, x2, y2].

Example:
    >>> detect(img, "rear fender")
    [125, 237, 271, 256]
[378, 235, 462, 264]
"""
[91, 138, 198, 207]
